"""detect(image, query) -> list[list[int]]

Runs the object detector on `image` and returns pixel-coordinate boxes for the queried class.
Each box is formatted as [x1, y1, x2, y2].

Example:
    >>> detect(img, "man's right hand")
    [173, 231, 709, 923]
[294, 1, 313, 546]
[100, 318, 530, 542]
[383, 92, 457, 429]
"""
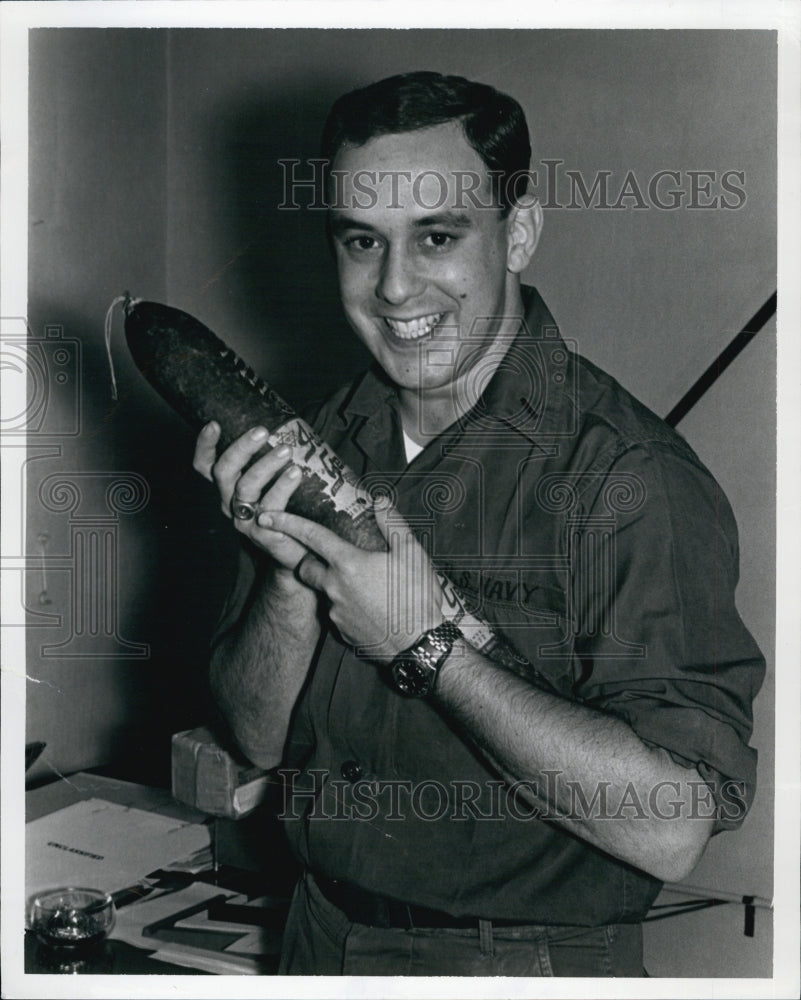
[192, 421, 309, 574]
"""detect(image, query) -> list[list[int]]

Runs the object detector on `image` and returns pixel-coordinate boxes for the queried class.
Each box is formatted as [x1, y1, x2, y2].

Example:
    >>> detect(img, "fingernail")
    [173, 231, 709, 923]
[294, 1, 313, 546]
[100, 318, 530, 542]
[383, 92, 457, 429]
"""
[204, 421, 219, 434]
[287, 465, 301, 479]
[250, 427, 267, 440]
[276, 445, 291, 458]
[257, 513, 273, 528]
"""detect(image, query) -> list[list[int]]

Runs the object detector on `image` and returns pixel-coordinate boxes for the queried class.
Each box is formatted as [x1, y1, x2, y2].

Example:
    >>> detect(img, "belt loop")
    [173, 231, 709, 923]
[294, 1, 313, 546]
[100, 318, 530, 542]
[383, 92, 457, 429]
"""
[478, 918, 494, 957]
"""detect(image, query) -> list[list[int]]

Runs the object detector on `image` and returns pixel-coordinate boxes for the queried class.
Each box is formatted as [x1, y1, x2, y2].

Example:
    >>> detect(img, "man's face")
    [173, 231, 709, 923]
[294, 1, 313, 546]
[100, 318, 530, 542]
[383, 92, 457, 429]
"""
[328, 121, 528, 414]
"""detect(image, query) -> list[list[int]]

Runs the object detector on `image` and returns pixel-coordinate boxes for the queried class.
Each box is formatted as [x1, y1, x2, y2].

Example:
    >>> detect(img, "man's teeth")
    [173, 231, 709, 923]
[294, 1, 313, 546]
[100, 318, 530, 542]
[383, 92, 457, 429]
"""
[384, 313, 444, 340]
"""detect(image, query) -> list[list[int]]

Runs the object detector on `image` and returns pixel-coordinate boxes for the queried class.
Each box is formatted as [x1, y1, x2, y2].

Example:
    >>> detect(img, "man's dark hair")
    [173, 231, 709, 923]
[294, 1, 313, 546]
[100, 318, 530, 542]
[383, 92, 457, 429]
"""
[321, 71, 532, 215]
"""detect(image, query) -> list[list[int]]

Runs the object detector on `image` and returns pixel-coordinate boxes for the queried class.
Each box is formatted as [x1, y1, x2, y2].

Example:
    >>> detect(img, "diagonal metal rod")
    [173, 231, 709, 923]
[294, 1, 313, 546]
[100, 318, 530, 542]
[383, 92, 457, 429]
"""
[643, 898, 730, 922]
[665, 292, 777, 428]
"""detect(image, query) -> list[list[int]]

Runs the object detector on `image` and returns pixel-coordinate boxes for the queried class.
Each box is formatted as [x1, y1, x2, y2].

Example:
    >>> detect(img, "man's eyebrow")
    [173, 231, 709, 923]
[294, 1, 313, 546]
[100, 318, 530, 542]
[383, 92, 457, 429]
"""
[413, 211, 473, 229]
[329, 210, 474, 236]
[328, 214, 377, 237]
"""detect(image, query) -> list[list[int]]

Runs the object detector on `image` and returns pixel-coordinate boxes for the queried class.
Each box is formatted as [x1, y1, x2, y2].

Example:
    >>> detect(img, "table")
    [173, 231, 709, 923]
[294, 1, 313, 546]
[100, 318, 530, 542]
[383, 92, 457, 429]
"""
[25, 772, 286, 975]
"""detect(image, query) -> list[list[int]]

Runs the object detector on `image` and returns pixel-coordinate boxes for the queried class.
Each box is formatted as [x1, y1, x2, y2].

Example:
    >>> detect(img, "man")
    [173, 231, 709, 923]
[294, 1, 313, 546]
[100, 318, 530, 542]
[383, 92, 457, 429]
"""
[193, 72, 764, 976]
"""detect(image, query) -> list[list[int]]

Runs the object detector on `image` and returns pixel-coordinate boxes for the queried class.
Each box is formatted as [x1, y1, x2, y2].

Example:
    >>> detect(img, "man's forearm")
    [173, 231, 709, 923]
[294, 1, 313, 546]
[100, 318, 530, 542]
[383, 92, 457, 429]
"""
[210, 567, 320, 769]
[434, 640, 714, 883]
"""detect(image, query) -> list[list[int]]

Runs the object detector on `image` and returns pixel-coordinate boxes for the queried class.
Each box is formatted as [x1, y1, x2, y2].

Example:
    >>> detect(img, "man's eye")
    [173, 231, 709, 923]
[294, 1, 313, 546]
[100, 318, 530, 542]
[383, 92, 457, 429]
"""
[422, 232, 456, 250]
[344, 235, 381, 252]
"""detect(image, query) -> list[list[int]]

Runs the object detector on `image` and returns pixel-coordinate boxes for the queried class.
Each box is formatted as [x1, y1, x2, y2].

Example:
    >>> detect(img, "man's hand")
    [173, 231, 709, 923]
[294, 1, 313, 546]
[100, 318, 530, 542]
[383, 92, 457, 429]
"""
[261, 504, 445, 661]
[192, 421, 309, 574]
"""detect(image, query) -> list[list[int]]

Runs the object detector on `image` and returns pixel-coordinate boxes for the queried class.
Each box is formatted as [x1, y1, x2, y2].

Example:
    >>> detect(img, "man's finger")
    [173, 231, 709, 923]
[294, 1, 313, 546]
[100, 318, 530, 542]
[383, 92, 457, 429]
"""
[192, 421, 220, 481]
[295, 552, 328, 592]
[260, 511, 351, 564]
[249, 525, 309, 572]
[235, 445, 293, 501]
[260, 462, 303, 510]
[212, 426, 270, 487]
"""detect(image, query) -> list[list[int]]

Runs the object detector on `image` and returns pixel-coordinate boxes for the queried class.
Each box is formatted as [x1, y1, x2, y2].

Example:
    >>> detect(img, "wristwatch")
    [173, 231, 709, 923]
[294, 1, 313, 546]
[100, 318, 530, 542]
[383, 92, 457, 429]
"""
[390, 622, 464, 698]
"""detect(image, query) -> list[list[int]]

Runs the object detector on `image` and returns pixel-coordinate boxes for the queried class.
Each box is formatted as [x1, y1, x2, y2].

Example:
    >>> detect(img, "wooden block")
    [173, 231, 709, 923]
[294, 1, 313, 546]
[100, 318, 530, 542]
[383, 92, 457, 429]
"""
[171, 726, 270, 819]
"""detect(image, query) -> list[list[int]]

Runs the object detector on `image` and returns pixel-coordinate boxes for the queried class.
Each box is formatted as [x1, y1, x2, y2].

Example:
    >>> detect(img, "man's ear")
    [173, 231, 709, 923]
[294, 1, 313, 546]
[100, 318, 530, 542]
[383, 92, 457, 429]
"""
[506, 197, 543, 274]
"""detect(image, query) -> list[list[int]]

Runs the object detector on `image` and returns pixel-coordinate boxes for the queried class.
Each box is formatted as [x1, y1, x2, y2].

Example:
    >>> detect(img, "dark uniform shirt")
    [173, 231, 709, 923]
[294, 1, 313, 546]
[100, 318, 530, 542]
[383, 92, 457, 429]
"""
[218, 287, 764, 926]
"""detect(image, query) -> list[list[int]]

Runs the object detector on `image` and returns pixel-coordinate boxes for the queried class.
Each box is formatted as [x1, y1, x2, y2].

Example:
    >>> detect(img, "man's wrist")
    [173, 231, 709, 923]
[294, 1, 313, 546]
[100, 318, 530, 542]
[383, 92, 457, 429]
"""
[433, 633, 465, 684]
[389, 621, 463, 698]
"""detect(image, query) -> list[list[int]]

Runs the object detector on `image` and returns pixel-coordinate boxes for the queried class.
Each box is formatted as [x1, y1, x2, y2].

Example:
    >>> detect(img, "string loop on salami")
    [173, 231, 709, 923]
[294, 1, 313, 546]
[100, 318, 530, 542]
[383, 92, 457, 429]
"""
[104, 292, 142, 401]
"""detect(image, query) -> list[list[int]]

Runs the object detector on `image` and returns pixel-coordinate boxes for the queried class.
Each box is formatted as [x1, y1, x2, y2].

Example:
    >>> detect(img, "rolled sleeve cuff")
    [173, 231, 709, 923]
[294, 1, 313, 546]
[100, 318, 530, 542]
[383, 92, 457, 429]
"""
[598, 694, 758, 832]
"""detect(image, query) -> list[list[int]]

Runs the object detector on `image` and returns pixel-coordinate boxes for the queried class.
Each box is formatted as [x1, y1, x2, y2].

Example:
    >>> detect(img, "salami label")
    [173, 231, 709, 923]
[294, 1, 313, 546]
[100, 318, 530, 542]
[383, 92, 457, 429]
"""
[437, 574, 497, 652]
[270, 417, 374, 522]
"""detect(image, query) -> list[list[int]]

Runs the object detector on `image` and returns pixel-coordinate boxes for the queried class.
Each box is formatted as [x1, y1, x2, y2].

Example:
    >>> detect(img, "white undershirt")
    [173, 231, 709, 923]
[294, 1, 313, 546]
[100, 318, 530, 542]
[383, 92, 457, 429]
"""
[402, 428, 424, 464]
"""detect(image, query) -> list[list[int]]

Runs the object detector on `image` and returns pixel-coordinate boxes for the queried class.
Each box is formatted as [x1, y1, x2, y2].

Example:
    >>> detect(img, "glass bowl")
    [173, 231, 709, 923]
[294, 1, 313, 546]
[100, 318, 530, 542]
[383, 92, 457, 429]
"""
[28, 887, 115, 948]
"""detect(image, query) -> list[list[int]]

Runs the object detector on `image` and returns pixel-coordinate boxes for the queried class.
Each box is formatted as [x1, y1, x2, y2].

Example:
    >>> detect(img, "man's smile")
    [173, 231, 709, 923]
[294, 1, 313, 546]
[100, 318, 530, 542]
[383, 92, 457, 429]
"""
[382, 312, 445, 340]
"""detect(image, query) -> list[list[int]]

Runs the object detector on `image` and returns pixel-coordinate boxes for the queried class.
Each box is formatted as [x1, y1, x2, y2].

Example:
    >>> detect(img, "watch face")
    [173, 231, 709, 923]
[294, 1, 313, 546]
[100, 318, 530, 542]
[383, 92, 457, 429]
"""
[392, 656, 431, 697]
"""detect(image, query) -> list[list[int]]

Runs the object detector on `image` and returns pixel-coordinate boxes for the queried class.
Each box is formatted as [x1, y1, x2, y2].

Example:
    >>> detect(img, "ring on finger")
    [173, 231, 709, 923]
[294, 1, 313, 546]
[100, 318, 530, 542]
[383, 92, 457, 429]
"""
[232, 498, 260, 521]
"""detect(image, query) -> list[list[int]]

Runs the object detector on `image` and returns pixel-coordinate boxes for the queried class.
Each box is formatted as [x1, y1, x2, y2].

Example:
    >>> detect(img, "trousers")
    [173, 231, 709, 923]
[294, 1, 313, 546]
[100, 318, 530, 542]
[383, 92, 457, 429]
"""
[278, 871, 645, 976]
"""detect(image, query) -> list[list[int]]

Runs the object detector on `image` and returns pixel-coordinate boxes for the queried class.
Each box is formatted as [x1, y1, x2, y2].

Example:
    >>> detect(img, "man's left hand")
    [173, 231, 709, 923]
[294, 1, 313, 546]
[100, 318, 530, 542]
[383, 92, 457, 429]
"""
[258, 503, 444, 661]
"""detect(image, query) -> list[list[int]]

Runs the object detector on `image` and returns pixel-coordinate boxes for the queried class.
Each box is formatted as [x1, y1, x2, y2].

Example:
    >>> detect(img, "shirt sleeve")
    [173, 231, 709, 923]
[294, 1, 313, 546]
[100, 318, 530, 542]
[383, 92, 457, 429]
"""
[569, 441, 765, 831]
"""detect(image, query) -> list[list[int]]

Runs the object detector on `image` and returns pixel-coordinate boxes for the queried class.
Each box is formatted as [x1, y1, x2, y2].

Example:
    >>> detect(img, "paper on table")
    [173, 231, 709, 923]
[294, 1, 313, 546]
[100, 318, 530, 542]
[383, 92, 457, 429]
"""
[111, 882, 236, 949]
[173, 896, 284, 955]
[26, 798, 210, 899]
[150, 945, 267, 975]
[224, 927, 282, 956]
[112, 883, 273, 974]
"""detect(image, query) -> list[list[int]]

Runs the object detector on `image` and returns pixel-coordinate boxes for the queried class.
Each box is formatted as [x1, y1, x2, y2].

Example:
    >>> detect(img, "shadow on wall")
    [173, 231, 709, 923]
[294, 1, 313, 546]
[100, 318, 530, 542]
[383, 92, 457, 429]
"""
[214, 86, 371, 410]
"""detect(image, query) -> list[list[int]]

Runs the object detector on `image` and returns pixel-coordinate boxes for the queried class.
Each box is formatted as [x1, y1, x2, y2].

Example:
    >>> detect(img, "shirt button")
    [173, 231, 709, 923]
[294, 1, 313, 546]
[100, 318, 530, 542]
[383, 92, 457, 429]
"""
[340, 760, 363, 783]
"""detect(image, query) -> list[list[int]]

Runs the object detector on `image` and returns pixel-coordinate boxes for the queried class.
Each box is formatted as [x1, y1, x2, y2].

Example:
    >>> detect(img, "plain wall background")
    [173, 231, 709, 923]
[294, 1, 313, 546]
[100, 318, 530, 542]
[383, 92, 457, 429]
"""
[24, 28, 776, 977]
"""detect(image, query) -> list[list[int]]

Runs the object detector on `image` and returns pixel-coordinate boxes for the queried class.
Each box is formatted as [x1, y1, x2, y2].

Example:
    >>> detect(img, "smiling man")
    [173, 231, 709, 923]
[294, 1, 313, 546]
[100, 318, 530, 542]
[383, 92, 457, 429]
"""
[193, 72, 763, 976]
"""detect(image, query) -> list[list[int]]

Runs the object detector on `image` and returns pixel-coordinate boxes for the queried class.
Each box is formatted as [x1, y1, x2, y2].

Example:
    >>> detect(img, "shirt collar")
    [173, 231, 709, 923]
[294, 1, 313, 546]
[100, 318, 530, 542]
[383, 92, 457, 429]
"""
[478, 285, 574, 441]
[339, 285, 573, 445]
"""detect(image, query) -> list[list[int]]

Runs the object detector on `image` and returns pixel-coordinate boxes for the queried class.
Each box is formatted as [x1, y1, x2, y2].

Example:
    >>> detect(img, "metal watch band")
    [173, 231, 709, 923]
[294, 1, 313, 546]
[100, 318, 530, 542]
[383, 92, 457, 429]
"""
[413, 621, 463, 667]
[391, 621, 463, 697]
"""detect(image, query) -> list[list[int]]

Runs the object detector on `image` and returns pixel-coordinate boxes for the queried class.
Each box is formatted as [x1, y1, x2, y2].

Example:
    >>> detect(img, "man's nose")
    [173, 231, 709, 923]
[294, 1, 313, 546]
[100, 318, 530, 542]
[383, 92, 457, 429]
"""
[376, 246, 423, 305]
